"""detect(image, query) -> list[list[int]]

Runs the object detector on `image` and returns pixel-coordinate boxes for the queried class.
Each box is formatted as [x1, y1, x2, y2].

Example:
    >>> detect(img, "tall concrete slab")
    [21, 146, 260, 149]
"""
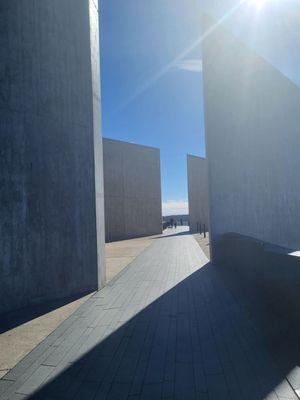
[0, 0, 105, 314]
[187, 155, 209, 233]
[103, 139, 162, 242]
[202, 16, 300, 258]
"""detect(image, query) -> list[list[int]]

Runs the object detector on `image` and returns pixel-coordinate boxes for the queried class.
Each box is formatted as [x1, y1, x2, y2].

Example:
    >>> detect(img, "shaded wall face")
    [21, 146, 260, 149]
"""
[103, 140, 162, 242]
[202, 18, 300, 256]
[0, 0, 105, 313]
[187, 155, 209, 232]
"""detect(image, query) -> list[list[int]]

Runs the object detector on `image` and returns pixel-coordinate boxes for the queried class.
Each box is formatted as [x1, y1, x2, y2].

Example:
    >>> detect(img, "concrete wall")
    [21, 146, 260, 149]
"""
[103, 139, 162, 242]
[202, 17, 300, 258]
[214, 233, 300, 330]
[187, 155, 209, 233]
[0, 0, 105, 314]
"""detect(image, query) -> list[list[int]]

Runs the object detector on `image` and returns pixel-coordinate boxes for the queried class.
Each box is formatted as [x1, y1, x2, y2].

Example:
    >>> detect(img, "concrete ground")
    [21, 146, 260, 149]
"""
[1, 227, 299, 399]
[193, 232, 210, 259]
[0, 294, 93, 380]
[0, 235, 158, 379]
[105, 228, 190, 282]
[105, 235, 156, 282]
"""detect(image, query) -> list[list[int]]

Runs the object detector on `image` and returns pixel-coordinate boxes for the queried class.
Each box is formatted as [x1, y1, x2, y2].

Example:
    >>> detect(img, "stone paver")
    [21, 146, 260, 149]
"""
[0, 234, 156, 378]
[0, 294, 94, 379]
[0, 228, 298, 399]
[105, 234, 158, 282]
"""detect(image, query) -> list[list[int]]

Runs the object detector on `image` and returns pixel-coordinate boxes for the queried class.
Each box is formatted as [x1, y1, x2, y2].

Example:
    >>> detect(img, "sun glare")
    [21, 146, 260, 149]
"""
[248, 0, 267, 9]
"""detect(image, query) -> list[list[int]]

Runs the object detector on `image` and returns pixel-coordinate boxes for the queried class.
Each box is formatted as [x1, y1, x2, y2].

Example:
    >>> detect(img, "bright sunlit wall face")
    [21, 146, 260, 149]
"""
[202, 14, 300, 254]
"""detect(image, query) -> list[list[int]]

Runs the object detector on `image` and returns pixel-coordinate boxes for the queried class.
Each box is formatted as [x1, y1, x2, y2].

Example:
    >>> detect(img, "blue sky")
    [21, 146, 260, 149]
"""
[99, 0, 300, 216]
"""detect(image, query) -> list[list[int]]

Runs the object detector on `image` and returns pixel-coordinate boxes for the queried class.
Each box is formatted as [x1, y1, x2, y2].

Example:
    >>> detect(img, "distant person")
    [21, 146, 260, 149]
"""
[174, 221, 177, 229]
[180, 219, 183, 226]
[170, 218, 174, 228]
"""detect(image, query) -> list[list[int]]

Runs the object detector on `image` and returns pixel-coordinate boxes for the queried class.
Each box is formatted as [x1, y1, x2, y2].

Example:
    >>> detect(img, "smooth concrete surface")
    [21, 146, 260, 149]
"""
[1, 229, 299, 399]
[187, 155, 209, 233]
[215, 233, 300, 334]
[103, 138, 162, 242]
[0, 1, 105, 314]
[202, 16, 300, 258]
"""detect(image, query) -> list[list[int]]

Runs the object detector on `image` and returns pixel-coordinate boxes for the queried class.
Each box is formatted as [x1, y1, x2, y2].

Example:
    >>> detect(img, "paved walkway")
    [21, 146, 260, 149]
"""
[0, 235, 158, 378]
[0, 294, 93, 380]
[105, 233, 160, 282]
[0, 229, 298, 399]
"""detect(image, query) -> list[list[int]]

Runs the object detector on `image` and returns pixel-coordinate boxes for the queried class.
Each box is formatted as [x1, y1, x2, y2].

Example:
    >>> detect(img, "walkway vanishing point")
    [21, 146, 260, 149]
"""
[0, 228, 299, 400]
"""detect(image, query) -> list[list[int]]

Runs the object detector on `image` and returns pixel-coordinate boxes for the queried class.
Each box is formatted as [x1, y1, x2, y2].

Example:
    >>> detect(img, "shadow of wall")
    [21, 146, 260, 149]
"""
[214, 233, 300, 337]
[3, 263, 298, 400]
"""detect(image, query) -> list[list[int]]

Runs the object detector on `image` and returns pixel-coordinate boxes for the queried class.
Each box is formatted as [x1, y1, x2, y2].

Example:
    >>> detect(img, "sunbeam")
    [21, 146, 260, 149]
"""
[114, 1, 247, 114]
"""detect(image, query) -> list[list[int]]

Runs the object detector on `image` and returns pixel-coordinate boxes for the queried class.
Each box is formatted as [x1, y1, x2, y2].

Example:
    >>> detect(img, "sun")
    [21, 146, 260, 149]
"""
[248, 0, 267, 9]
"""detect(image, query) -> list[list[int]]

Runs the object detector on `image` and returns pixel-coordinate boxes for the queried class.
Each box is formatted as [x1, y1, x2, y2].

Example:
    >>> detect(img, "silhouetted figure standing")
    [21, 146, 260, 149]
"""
[174, 221, 177, 229]
[180, 219, 183, 226]
[170, 218, 174, 228]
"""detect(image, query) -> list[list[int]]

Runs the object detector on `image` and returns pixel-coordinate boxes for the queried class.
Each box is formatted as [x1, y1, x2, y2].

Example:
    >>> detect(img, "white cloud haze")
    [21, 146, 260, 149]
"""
[162, 200, 189, 216]
[176, 59, 203, 72]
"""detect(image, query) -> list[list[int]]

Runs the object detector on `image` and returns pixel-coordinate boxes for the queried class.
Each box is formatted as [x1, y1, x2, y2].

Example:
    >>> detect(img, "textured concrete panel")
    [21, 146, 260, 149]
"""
[103, 139, 162, 242]
[215, 233, 300, 332]
[0, 0, 105, 314]
[187, 155, 209, 233]
[202, 17, 300, 258]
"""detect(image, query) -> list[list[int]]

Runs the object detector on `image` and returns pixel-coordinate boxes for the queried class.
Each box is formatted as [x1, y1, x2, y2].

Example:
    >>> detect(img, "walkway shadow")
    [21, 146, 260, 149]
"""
[6, 263, 299, 400]
[154, 230, 190, 239]
[0, 292, 93, 334]
[218, 264, 300, 390]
